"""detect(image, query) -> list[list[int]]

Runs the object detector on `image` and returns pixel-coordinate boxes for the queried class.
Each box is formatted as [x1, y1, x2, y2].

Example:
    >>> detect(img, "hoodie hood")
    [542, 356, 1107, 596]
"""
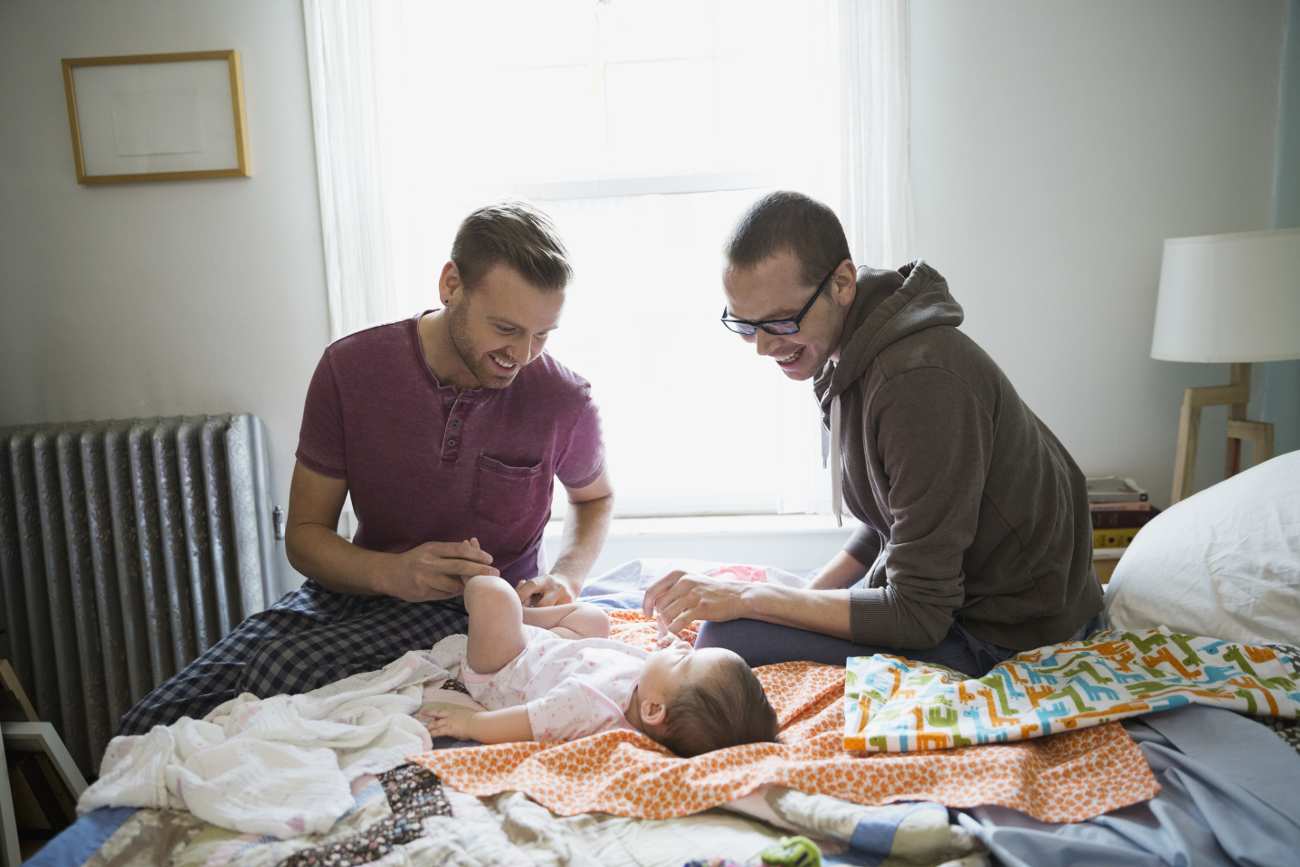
[816, 260, 965, 404]
[814, 260, 963, 525]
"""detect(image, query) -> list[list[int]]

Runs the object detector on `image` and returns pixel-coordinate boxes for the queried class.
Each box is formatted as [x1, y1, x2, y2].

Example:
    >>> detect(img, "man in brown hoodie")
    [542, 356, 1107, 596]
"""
[643, 191, 1103, 676]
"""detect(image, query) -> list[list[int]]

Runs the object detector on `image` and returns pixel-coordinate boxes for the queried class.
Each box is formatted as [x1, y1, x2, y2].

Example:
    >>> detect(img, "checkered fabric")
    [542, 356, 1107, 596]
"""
[115, 580, 469, 737]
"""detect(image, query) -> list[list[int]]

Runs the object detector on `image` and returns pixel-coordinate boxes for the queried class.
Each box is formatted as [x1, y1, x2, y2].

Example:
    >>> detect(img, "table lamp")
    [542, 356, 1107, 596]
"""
[1151, 227, 1300, 503]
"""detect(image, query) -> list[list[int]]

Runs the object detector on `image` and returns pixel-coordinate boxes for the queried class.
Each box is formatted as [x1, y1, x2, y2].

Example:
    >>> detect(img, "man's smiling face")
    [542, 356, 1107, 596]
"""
[445, 263, 564, 389]
[721, 251, 854, 381]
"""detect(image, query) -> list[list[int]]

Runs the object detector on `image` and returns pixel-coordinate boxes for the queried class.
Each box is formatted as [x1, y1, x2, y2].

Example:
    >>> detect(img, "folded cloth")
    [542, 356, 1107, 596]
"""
[413, 613, 1159, 824]
[844, 629, 1300, 752]
[79, 650, 451, 838]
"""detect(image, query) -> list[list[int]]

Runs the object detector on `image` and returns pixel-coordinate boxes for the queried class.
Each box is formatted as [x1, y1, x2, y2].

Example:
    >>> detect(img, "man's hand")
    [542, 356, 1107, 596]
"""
[424, 707, 479, 741]
[642, 570, 746, 635]
[382, 539, 498, 603]
[514, 572, 580, 608]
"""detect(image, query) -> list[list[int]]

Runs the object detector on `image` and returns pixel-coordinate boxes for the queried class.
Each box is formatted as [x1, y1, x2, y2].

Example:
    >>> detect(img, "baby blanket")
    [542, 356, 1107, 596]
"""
[844, 629, 1300, 752]
[414, 612, 1159, 824]
[77, 649, 457, 838]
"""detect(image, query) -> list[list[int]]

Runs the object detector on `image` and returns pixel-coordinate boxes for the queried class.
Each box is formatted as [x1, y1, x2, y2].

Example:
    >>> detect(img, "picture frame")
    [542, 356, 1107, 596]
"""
[61, 50, 251, 184]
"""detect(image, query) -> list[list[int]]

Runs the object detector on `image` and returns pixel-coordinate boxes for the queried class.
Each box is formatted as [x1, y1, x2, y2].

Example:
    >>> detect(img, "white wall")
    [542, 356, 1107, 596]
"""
[0, 0, 329, 595]
[910, 0, 1288, 507]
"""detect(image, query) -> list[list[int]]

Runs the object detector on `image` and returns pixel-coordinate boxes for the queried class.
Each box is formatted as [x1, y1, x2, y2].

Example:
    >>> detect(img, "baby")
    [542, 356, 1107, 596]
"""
[425, 574, 779, 757]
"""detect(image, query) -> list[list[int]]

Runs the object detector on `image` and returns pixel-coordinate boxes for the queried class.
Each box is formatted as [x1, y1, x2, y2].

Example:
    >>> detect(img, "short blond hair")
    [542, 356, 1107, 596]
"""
[451, 200, 572, 292]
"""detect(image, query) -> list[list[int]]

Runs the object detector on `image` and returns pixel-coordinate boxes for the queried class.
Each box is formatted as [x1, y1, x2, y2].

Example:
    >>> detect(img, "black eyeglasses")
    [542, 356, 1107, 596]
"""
[720, 265, 838, 336]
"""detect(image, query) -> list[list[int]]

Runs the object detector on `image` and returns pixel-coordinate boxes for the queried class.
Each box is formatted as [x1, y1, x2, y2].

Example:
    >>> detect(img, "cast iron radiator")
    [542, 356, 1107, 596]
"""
[0, 414, 277, 777]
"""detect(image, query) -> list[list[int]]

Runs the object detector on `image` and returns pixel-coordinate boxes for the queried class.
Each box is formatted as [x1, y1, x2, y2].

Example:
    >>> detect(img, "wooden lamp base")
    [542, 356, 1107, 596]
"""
[1171, 362, 1275, 504]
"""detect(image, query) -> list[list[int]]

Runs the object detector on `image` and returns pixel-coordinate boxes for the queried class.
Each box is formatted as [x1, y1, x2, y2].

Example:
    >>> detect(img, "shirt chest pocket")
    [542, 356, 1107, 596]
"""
[471, 454, 548, 525]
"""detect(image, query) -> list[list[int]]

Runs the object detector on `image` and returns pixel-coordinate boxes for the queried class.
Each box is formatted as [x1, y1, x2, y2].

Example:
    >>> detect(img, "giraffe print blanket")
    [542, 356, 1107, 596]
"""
[844, 629, 1300, 752]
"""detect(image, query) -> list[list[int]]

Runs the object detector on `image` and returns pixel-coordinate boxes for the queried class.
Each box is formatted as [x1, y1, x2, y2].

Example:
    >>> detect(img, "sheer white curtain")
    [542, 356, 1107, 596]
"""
[301, 0, 396, 341]
[838, 0, 915, 270]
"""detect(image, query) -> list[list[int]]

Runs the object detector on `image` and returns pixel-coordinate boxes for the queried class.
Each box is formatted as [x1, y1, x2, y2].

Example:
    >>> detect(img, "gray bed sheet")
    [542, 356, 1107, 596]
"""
[960, 704, 1300, 867]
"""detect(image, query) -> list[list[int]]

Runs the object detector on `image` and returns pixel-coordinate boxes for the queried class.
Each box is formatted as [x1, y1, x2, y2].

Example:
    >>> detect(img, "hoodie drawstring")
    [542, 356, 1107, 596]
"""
[821, 396, 843, 527]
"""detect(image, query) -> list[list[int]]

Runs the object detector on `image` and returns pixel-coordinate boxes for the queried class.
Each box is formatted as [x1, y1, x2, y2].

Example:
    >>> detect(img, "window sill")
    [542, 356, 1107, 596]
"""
[546, 512, 859, 536]
[545, 513, 860, 577]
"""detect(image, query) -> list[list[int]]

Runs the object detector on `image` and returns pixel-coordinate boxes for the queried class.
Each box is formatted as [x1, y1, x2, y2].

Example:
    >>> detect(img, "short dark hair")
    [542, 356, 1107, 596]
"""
[450, 200, 573, 293]
[724, 191, 851, 287]
[660, 654, 780, 757]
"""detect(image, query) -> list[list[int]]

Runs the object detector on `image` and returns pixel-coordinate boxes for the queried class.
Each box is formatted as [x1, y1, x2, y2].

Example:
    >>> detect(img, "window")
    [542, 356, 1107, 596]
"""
[374, 0, 839, 516]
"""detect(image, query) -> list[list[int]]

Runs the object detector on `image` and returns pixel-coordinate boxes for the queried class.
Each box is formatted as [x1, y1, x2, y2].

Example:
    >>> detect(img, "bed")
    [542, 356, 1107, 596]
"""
[25, 452, 1300, 867]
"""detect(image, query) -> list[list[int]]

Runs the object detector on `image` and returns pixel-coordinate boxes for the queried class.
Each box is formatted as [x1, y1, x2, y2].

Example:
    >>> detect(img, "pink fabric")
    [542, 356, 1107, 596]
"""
[296, 313, 605, 585]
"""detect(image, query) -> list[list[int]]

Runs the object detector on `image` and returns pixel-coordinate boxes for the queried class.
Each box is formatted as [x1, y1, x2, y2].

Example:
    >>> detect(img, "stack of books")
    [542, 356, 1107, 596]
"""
[1086, 476, 1161, 549]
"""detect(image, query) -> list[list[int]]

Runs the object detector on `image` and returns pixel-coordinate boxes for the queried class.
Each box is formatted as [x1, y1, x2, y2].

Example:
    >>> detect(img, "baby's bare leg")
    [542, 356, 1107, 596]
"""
[463, 575, 529, 675]
[521, 601, 610, 640]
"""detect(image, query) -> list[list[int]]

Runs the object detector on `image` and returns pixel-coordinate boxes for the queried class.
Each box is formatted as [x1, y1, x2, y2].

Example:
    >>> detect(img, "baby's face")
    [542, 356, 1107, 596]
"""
[640, 641, 738, 698]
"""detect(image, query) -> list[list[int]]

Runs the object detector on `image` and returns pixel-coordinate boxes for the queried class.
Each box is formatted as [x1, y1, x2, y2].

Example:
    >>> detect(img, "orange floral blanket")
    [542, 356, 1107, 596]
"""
[413, 611, 1159, 823]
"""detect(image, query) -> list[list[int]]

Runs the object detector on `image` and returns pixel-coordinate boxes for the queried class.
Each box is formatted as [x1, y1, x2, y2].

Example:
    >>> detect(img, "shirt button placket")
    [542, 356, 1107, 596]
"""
[444, 405, 464, 460]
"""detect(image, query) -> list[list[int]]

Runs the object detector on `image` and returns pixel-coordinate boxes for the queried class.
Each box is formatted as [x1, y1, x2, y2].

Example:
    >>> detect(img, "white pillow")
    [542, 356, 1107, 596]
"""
[1104, 450, 1300, 645]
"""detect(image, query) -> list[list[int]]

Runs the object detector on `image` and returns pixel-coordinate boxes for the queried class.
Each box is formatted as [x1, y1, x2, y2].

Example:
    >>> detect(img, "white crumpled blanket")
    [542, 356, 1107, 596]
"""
[78, 648, 457, 839]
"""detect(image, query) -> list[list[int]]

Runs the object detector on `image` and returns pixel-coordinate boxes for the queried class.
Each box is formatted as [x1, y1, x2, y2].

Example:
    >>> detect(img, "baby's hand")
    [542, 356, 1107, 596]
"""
[654, 612, 683, 648]
[424, 707, 479, 741]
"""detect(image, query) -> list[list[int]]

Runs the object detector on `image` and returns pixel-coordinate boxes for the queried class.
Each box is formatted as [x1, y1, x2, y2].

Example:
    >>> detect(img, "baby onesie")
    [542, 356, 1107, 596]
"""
[461, 625, 647, 741]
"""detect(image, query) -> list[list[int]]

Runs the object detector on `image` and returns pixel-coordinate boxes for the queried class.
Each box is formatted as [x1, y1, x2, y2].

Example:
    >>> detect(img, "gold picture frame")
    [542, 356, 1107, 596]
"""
[61, 50, 251, 184]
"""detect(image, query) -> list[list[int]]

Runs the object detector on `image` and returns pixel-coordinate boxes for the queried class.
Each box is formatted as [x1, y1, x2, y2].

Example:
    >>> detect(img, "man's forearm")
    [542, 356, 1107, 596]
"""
[547, 494, 614, 593]
[738, 584, 855, 641]
[286, 523, 390, 595]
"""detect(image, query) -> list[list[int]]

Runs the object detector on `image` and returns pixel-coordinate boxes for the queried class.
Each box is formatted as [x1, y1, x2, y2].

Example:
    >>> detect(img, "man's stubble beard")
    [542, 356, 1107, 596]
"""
[446, 301, 508, 389]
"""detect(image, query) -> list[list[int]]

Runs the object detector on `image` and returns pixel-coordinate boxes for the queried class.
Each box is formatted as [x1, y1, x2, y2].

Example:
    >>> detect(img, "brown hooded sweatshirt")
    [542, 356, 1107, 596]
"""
[814, 261, 1102, 652]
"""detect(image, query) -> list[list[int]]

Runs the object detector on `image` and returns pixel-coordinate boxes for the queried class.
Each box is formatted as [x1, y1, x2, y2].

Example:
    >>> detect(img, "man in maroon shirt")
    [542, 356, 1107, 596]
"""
[117, 201, 613, 735]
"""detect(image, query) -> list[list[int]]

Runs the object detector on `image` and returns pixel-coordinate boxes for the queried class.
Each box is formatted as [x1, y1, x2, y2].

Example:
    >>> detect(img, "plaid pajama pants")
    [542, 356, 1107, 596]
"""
[114, 580, 469, 737]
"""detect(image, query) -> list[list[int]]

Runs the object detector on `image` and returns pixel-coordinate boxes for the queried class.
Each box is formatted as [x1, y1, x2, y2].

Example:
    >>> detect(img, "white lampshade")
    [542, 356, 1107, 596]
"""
[1151, 227, 1300, 363]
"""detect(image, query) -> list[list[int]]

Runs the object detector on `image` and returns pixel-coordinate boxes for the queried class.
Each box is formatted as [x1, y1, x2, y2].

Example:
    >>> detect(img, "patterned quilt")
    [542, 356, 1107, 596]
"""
[77, 765, 993, 867]
[845, 629, 1300, 752]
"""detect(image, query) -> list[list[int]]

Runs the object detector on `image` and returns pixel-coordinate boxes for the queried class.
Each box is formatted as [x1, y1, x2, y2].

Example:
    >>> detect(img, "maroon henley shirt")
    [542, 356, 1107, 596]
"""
[295, 313, 606, 587]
